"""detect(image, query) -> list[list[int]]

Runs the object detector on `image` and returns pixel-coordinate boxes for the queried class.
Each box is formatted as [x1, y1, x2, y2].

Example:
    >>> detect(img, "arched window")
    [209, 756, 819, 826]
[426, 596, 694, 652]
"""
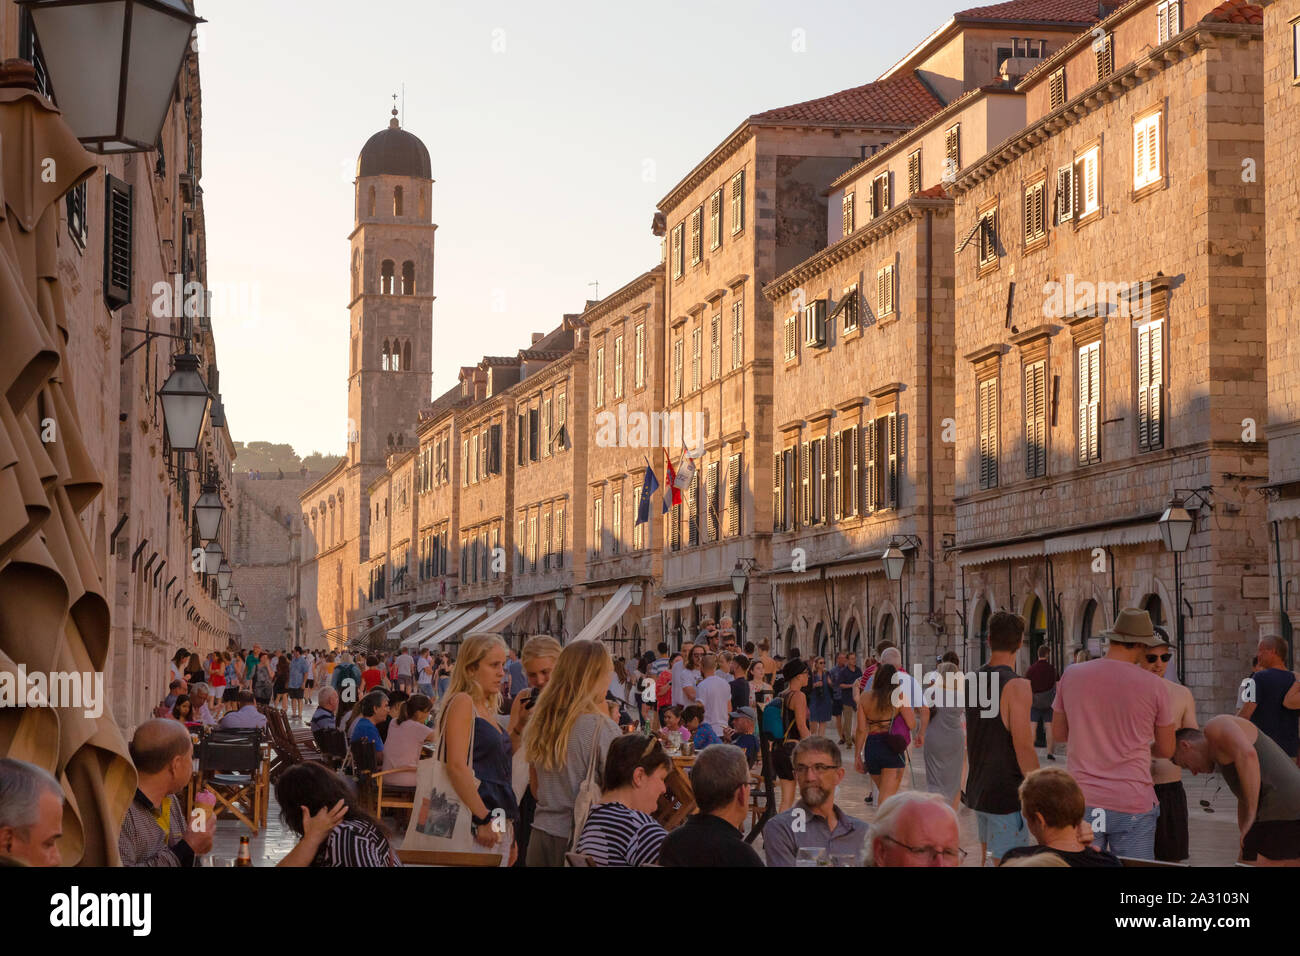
[977, 602, 992, 665]
[393, 186, 404, 216]
[1142, 593, 1164, 627]
[403, 340, 412, 372]
[368, 186, 376, 217]
[382, 340, 391, 371]
[351, 249, 360, 299]
[391, 339, 401, 371]
[879, 614, 895, 647]
[381, 260, 395, 295]
[402, 260, 415, 295]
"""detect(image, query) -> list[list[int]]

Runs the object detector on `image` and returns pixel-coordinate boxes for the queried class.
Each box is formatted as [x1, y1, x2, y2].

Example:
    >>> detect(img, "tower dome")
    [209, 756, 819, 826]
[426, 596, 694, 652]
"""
[356, 108, 431, 179]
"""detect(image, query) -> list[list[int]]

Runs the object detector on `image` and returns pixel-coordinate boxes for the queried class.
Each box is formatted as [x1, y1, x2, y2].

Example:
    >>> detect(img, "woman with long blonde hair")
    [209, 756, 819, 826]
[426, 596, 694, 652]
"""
[439, 634, 519, 861]
[523, 640, 622, 867]
[508, 634, 561, 866]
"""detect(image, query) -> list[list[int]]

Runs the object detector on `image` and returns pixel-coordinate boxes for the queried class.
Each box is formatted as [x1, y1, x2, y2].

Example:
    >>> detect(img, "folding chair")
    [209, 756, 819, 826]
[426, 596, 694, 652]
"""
[653, 765, 696, 831]
[349, 736, 416, 819]
[198, 729, 266, 834]
[1119, 857, 1189, 868]
[313, 726, 348, 769]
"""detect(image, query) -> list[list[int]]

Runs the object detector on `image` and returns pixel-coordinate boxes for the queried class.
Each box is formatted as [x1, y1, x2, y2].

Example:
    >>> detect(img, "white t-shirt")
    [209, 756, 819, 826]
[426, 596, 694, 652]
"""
[395, 652, 414, 677]
[697, 673, 732, 731]
[671, 661, 701, 707]
[418, 656, 434, 683]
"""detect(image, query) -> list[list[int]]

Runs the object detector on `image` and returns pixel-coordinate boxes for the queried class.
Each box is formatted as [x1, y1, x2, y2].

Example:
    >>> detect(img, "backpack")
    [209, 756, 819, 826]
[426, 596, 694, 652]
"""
[760, 692, 794, 742]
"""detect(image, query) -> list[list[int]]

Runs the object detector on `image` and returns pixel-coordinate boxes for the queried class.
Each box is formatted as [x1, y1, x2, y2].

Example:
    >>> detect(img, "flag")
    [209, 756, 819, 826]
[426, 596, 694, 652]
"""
[674, 449, 696, 491]
[635, 465, 659, 525]
[663, 453, 681, 513]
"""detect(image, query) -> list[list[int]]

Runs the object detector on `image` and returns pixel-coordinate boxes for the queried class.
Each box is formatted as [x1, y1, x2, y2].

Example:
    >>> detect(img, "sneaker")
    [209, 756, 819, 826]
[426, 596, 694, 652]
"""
[863, 794, 873, 805]
[1046, 753, 1056, 761]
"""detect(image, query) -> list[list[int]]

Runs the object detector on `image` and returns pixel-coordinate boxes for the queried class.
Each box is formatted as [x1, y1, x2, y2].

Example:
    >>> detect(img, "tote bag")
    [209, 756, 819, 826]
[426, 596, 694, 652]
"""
[403, 697, 509, 865]
[570, 733, 602, 850]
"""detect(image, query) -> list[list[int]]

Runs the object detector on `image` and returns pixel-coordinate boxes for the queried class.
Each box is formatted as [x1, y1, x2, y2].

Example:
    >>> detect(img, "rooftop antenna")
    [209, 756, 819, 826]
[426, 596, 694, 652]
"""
[589, 280, 599, 300]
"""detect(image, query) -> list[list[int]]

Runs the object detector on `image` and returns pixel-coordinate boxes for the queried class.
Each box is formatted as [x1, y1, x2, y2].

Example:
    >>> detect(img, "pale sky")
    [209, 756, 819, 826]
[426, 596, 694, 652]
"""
[199, 0, 958, 457]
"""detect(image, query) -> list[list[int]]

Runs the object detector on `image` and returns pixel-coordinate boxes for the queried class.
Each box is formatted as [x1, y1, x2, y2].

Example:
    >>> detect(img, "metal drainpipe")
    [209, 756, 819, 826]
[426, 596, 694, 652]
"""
[925, 210, 936, 621]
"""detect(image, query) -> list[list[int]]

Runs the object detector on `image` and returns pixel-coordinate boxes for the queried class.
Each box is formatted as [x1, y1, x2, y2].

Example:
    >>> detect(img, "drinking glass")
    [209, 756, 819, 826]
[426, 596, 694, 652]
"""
[795, 846, 826, 867]
[830, 853, 858, 868]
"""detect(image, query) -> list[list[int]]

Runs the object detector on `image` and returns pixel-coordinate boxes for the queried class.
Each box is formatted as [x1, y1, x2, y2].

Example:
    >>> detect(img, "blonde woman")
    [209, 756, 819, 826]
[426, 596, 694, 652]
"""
[508, 634, 561, 866]
[440, 634, 519, 862]
[523, 640, 622, 867]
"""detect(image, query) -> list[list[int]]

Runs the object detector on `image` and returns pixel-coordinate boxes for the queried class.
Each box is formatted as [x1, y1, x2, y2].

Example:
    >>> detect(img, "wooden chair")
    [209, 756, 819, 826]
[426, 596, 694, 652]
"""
[565, 852, 598, 867]
[313, 726, 348, 769]
[349, 736, 417, 818]
[197, 729, 266, 834]
[653, 765, 696, 831]
[1118, 856, 1190, 868]
[265, 708, 326, 782]
[395, 847, 502, 867]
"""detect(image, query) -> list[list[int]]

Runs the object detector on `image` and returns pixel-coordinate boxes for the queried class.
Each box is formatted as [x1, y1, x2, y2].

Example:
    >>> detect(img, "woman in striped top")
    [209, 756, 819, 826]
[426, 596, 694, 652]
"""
[573, 735, 671, 866]
[275, 763, 400, 867]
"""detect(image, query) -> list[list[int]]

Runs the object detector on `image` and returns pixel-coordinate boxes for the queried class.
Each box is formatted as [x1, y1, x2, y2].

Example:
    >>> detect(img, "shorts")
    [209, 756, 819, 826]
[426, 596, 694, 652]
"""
[273, 681, 287, 695]
[976, 810, 1031, 860]
[305, 679, 315, 689]
[222, 686, 240, 702]
[831, 700, 844, 717]
[862, 733, 906, 775]
[288, 687, 304, 700]
[772, 741, 796, 781]
[1241, 819, 1300, 862]
[1030, 707, 1053, 724]
[1153, 781, 1189, 862]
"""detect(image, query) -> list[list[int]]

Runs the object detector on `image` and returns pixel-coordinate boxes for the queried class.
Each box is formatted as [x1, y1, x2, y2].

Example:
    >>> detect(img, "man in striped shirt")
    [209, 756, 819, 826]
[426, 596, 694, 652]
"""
[119, 720, 212, 867]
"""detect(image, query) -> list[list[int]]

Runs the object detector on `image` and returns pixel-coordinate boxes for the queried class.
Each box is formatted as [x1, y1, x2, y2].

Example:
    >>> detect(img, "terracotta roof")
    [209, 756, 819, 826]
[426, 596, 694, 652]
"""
[1202, 0, 1261, 24]
[955, 0, 1108, 22]
[751, 72, 943, 127]
[917, 183, 950, 199]
[480, 356, 519, 367]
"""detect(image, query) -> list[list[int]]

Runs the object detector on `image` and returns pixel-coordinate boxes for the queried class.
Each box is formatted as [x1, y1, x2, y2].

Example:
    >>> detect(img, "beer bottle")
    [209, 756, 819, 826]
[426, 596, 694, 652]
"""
[235, 835, 252, 866]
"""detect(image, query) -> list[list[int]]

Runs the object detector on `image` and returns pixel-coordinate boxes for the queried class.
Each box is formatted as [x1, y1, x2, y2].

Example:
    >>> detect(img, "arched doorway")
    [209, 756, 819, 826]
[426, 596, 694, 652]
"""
[813, 622, 828, 659]
[879, 614, 895, 648]
[782, 624, 797, 656]
[1142, 593, 1165, 628]
[843, 617, 861, 655]
[1079, 599, 1098, 657]
[976, 602, 991, 666]
[1026, 597, 1047, 663]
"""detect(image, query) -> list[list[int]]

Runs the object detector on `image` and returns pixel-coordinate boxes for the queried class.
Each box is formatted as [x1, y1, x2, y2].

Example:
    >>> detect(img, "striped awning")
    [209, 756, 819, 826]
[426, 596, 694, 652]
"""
[659, 595, 695, 612]
[1044, 522, 1162, 555]
[422, 605, 488, 648]
[466, 599, 534, 636]
[406, 609, 463, 648]
[956, 540, 1045, 568]
[389, 610, 430, 637]
[572, 585, 634, 643]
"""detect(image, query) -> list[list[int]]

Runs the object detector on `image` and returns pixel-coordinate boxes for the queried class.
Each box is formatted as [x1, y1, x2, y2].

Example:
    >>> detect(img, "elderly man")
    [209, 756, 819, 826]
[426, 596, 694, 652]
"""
[763, 736, 867, 866]
[188, 683, 219, 728]
[120, 719, 214, 866]
[659, 744, 763, 867]
[0, 758, 64, 866]
[1238, 635, 1300, 763]
[865, 791, 964, 867]
[311, 686, 341, 732]
[219, 690, 267, 730]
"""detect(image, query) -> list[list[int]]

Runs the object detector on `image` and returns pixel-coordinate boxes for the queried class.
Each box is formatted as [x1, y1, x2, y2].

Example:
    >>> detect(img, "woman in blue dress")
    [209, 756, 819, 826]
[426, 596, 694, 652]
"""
[806, 656, 834, 735]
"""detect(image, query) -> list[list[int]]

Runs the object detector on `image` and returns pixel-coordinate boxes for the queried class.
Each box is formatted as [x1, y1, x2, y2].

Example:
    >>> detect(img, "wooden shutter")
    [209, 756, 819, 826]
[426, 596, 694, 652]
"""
[543, 511, 552, 569]
[772, 452, 783, 532]
[842, 193, 855, 235]
[1078, 342, 1101, 464]
[710, 189, 722, 248]
[731, 170, 745, 234]
[706, 462, 719, 541]
[691, 328, 702, 390]
[686, 471, 699, 546]
[1138, 321, 1164, 450]
[1049, 69, 1066, 110]
[529, 408, 540, 460]
[946, 125, 961, 173]
[1157, 1, 1168, 42]
[672, 338, 683, 399]
[490, 423, 502, 473]
[831, 431, 842, 522]
[979, 377, 999, 490]
[847, 427, 859, 517]
[104, 175, 133, 309]
[887, 414, 900, 508]
[614, 337, 624, 398]
[1024, 360, 1047, 477]
[671, 224, 684, 278]
[710, 313, 721, 379]
[908, 150, 921, 195]
[690, 207, 703, 264]
[727, 454, 741, 536]
[1057, 166, 1074, 223]
[612, 492, 622, 553]
[635, 324, 645, 387]
[557, 392, 567, 449]
[800, 442, 810, 527]
[784, 448, 796, 530]
[1095, 32, 1113, 81]
[784, 314, 797, 360]
[555, 505, 565, 567]
[863, 419, 877, 513]
[731, 301, 743, 369]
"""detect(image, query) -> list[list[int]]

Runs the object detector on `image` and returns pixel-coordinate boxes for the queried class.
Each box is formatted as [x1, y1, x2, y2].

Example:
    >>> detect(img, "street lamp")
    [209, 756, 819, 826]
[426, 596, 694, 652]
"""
[630, 581, 644, 606]
[881, 535, 922, 670]
[194, 483, 224, 541]
[1158, 491, 1208, 685]
[17, 0, 204, 154]
[157, 352, 211, 452]
[554, 592, 566, 641]
[730, 557, 774, 845]
[217, 560, 232, 592]
[202, 540, 222, 575]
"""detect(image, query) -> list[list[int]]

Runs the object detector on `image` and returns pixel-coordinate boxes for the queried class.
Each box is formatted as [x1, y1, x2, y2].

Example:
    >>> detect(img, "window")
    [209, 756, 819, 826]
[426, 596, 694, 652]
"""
[710, 313, 721, 380]
[529, 408, 540, 461]
[104, 175, 133, 310]
[612, 491, 622, 554]
[1049, 68, 1066, 111]
[614, 335, 624, 398]
[592, 495, 603, 557]
[1024, 180, 1046, 244]
[945, 125, 961, 178]
[783, 446, 797, 529]
[978, 207, 999, 267]
[1095, 31, 1113, 82]
[871, 173, 891, 219]
[1157, 1, 1181, 43]
[66, 183, 87, 249]
[543, 511, 553, 570]
[402, 261, 416, 295]
[772, 452, 784, 532]
[726, 454, 741, 536]
[1024, 359, 1047, 478]
[595, 345, 605, 408]
[462, 439, 469, 486]
[1078, 341, 1101, 464]
[877, 266, 895, 317]
[529, 514, 539, 571]
[393, 186, 404, 216]
[691, 327, 702, 391]
[555, 505, 565, 567]
[1056, 165, 1074, 223]
[783, 314, 798, 361]
[803, 300, 827, 347]
[842, 193, 855, 236]
[634, 323, 646, 388]
[669, 499, 680, 551]
[557, 393, 567, 450]
[709, 189, 723, 249]
[840, 284, 860, 332]
[690, 207, 703, 265]
[1136, 319, 1164, 451]
[811, 437, 826, 523]
[800, 442, 811, 526]
[671, 223, 684, 278]
[1133, 113, 1161, 190]
[705, 462, 719, 541]
[731, 300, 743, 369]
[471, 433, 480, 483]
[672, 337, 683, 400]
[633, 488, 644, 549]
[543, 399, 552, 458]
[730, 170, 745, 234]
[1075, 147, 1100, 218]
[687, 471, 699, 547]
[839, 427, 858, 517]
[517, 519, 526, 573]
[978, 377, 999, 490]
[908, 149, 921, 196]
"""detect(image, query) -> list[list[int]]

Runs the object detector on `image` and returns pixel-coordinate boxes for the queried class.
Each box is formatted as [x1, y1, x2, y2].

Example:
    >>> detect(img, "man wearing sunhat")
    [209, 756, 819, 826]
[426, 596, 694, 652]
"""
[1051, 608, 1176, 860]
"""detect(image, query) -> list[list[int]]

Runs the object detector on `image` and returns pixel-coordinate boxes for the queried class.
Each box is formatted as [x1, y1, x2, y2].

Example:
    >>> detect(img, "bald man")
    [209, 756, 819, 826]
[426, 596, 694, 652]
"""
[119, 719, 213, 866]
[865, 791, 963, 867]
[0, 758, 64, 866]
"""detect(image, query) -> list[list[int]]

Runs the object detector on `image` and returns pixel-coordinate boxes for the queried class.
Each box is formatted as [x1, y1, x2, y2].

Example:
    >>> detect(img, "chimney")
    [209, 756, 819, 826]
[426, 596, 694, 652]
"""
[531, 332, 544, 345]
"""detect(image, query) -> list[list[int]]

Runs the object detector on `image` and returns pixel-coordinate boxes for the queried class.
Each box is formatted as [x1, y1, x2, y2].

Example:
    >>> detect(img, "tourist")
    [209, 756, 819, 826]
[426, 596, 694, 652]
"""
[0, 758, 64, 867]
[763, 736, 867, 866]
[170, 694, 193, 723]
[999, 768, 1121, 867]
[505, 647, 527, 700]
[806, 656, 834, 737]
[252, 652, 274, 706]
[507, 634, 561, 867]
[609, 656, 636, 717]
[1141, 627, 1197, 862]
[828, 652, 847, 744]
[728, 655, 751, 711]
[726, 707, 759, 767]
[331, 652, 362, 704]
[315, 652, 333, 698]
[274, 763, 398, 867]
[855, 661, 915, 809]
[219, 691, 268, 730]
[655, 652, 678, 725]
[184, 652, 205, 687]
[573, 735, 671, 866]
[658, 744, 763, 867]
[1173, 715, 1300, 865]
[864, 791, 963, 867]
[119, 720, 213, 866]
[162, 679, 186, 712]
[648, 642, 671, 678]
[964, 611, 1038, 864]
[773, 660, 811, 812]
[757, 639, 776, 677]
[245, 645, 260, 688]
[696, 654, 732, 735]
[657, 706, 690, 746]
[523, 640, 622, 867]
[169, 648, 190, 684]
[436, 653, 453, 701]
[189, 684, 219, 728]
[675, 644, 704, 706]
[681, 703, 720, 749]
[1026, 645, 1058, 757]
[349, 691, 389, 753]
[232, 653, 246, 690]
[1053, 608, 1175, 859]
[924, 662, 965, 813]
[302, 648, 317, 705]
[441, 634, 519, 862]
[208, 653, 227, 695]
[383, 694, 436, 787]
[1238, 636, 1300, 763]
[747, 658, 773, 710]
[416, 649, 435, 698]
[361, 655, 384, 694]
[288, 647, 311, 720]
[310, 686, 340, 733]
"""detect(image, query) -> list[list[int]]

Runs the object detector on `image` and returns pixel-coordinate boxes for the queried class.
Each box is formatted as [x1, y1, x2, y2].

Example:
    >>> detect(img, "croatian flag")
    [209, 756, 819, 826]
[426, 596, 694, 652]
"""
[663, 453, 682, 513]
[636, 466, 659, 525]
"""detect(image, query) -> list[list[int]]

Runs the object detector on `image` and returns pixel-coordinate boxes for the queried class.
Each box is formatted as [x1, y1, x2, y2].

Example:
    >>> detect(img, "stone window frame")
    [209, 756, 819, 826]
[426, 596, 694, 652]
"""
[1021, 167, 1049, 254]
[1072, 137, 1104, 228]
[976, 195, 1000, 277]
[1131, 104, 1166, 202]
[1070, 312, 1105, 467]
[1013, 328, 1051, 481]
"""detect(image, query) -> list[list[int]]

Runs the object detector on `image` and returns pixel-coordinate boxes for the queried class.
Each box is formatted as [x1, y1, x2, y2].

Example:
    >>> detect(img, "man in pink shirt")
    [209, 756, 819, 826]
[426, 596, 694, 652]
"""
[1052, 608, 1175, 860]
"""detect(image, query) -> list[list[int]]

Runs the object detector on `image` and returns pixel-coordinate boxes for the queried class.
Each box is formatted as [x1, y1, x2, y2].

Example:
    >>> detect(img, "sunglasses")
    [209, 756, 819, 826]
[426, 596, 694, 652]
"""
[1145, 653, 1172, 663]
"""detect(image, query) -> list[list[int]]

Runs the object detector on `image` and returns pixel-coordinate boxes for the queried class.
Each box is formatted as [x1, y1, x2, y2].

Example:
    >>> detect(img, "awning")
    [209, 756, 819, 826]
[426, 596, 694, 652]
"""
[406, 609, 463, 648]
[956, 540, 1046, 568]
[572, 584, 634, 643]
[1045, 522, 1162, 556]
[389, 610, 430, 637]
[826, 560, 883, 580]
[1272, 498, 1300, 523]
[659, 595, 695, 612]
[770, 569, 824, 584]
[347, 618, 387, 650]
[696, 589, 740, 606]
[422, 605, 488, 648]
[466, 598, 533, 636]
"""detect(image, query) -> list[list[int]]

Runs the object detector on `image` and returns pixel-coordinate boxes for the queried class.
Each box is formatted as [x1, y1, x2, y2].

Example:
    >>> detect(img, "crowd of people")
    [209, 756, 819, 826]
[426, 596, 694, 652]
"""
[2, 606, 1298, 868]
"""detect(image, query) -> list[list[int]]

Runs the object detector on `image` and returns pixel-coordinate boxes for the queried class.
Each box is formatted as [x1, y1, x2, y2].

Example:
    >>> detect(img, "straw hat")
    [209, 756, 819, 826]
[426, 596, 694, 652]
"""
[1100, 608, 1164, 647]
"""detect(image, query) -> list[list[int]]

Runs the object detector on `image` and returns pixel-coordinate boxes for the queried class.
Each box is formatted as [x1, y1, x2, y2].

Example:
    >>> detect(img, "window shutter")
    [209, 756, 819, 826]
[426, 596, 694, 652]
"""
[671, 224, 684, 278]
[727, 454, 741, 536]
[557, 392, 567, 447]
[1078, 342, 1101, 465]
[556, 505, 565, 567]
[490, 423, 502, 473]
[1168, 0, 1180, 37]
[731, 301, 743, 369]
[1146, 115, 1160, 183]
[1050, 69, 1066, 110]
[1024, 360, 1047, 477]
[614, 337, 624, 398]
[800, 441, 810, 527]
[690, 207, 703, 264]
[847, 426, 859, 516]
[612, 492, 622, 553]
[635, 325, 645, 388]
[908, 150, 921, 196]
[1095, 32, 1113, 81]
[887, 414, 900, 508]
[979, 377, 999, 489]
[831, 431, 842, 522]
[1057, 165, 1074, 223]
[691, 328, 702, 390]
[784, 314, 797, 360]
[463, 438, 470, 485]
[1157, 2, 1168, 42]
[864, 185, 874, 221]
[773, 452, 783, 532]
[672, 338, 683, 400]
[863, 420, 877, 513]
[710, 314, 721, 380]
[1134, 121, 1147, 189]
[946, 125, 961, 174]
[543, 511, 553, 569]
[731, 170, 745, 234]
[842, 193, 855, 236]
[710, 189, 722, 249]
[706, 462, 719, 541]
[669, 501, 680, 551]
[687, 470, 699, 546]
[104, 175, 133, 309]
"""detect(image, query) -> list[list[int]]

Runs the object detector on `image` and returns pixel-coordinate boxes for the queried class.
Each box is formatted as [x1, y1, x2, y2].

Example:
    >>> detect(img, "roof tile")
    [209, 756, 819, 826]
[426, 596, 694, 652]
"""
[1202, 0, 1262, 24]
[751, 72, 943, 127]
[955, 0, 1108, 22]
